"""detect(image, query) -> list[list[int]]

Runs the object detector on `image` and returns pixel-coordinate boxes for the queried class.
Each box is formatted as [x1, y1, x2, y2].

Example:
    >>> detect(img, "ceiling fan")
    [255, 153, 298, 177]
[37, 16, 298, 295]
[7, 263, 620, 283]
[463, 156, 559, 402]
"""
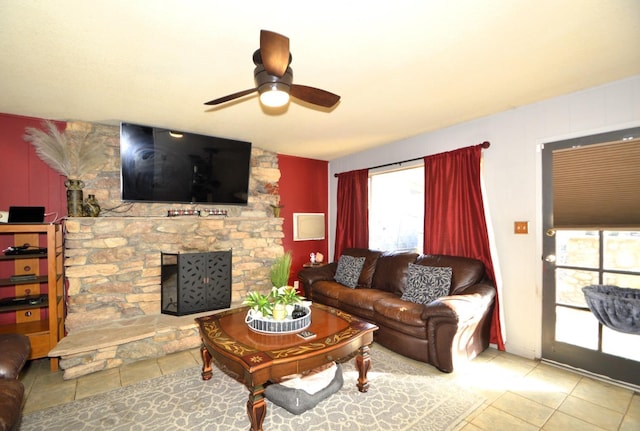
[204, 30, 340, 109]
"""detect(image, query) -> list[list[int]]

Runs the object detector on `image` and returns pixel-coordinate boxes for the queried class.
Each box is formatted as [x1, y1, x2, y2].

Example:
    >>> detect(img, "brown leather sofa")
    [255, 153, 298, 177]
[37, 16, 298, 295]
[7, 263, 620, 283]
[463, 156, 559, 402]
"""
[0, 334, 30, 431]
[298, 248, 496, 372]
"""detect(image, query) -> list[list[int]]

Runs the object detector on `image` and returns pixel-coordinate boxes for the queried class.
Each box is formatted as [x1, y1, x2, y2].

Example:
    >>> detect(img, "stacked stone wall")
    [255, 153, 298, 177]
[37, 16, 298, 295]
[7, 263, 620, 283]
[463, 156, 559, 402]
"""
[53, 122, 285, 377]
[64, 216, 282, 331]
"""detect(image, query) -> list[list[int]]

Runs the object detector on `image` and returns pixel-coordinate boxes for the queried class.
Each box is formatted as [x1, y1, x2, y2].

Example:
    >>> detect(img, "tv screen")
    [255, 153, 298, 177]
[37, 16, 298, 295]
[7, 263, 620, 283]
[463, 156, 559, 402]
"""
[120, 123, 252, 204]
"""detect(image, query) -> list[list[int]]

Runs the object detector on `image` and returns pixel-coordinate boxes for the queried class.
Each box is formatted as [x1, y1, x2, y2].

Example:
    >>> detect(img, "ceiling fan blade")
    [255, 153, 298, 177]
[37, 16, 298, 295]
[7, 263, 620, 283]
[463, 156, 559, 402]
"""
[290, 85, 341, 108]
[204, 88, 257, 105]
[260, 30, 290, 77]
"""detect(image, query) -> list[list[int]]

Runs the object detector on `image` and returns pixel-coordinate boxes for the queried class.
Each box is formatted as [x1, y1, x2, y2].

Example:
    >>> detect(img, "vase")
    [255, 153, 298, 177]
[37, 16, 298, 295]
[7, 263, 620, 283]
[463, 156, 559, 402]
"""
[272, 206, 283, 218]
[272, 303, 287, 320]
[65, 179, 85, 217]
[83, 194, 101, 217]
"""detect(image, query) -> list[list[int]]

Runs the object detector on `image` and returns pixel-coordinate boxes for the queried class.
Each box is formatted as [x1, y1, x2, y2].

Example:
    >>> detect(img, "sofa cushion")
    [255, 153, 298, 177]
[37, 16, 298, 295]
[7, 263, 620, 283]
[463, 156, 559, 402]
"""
[334, 255, 366, 288]
[337, 288, 398, 320]
[401, 264, 452, 305]
[371, 251, 419, 295]
[312, 280, 344, 300]
[373, 296, 427, 328]
[341, 248, 382, 288]
[414, 254, 485, 294]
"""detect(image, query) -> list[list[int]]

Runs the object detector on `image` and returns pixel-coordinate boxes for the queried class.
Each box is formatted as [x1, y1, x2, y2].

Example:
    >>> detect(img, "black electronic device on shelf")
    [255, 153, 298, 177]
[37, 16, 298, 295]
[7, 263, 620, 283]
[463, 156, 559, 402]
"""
[0, 294, 48, 307]
[7, 206, 45, 223]
[3, 244, 47, 256]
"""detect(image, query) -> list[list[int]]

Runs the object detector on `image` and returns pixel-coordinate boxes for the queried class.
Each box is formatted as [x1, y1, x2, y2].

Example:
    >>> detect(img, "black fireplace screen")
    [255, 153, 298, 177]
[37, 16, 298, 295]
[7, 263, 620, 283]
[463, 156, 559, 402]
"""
[161, 250, 231, 316]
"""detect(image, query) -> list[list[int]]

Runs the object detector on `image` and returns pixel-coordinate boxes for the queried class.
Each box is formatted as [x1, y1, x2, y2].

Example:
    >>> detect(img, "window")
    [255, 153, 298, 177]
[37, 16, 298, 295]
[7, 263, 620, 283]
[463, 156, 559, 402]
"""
[368, 165, 424, 253]
[555, 229, 640, 360]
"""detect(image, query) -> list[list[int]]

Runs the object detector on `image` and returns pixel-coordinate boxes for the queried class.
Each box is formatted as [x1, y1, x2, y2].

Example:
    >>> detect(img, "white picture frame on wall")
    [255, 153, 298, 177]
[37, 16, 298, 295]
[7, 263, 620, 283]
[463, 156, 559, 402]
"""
[293, 213, 325, 241]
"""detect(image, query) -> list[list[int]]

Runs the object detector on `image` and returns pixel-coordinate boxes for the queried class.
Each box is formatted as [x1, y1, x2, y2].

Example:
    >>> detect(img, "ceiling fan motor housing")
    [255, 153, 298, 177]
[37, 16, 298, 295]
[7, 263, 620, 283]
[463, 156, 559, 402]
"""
[254, 65, 293, 94]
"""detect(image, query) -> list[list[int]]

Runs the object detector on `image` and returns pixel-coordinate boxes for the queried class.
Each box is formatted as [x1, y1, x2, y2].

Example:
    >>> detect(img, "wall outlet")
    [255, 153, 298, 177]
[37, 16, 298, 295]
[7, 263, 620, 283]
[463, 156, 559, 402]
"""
[514, 221, 529, 234]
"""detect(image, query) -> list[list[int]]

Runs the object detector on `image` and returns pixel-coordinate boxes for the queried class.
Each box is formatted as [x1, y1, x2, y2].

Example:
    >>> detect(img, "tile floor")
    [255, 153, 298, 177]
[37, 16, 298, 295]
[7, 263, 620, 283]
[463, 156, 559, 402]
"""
[19, 346, 640, 431]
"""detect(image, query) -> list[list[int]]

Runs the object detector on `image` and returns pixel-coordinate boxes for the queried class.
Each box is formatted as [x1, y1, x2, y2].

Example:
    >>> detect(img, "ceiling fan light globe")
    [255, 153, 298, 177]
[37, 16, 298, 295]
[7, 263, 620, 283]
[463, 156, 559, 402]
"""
[259, 84, 290, 107]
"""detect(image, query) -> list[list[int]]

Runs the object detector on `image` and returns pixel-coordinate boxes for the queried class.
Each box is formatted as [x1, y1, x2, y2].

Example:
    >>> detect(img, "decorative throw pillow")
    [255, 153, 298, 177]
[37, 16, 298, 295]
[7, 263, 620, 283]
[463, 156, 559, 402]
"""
[400, 264, 452, 305]
[334, 255, 366, 288]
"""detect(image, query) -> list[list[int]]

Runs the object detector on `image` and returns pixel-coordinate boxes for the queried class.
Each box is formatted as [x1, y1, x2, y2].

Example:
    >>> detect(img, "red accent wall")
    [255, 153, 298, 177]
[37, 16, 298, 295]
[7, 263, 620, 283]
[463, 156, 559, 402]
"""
[0, 113, 67, 217]
[0, 113, 67, 324]
[277, 154, 329, 288]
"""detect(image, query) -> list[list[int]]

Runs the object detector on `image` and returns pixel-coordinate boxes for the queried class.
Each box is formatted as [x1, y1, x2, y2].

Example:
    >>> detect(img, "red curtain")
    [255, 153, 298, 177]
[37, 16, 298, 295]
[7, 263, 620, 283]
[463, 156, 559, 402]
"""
[423, 144, 505, 350]
[334, 169, 369, 260]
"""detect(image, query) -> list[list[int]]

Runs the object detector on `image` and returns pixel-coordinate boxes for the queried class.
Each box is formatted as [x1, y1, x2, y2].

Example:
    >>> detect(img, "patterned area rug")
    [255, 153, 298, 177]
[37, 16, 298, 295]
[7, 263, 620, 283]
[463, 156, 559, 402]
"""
[20, 345, 483, 431]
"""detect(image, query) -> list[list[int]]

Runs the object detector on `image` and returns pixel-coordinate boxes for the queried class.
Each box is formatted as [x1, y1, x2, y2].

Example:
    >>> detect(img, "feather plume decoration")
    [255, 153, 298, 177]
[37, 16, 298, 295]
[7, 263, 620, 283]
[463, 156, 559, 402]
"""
[23, 120, 107, 178]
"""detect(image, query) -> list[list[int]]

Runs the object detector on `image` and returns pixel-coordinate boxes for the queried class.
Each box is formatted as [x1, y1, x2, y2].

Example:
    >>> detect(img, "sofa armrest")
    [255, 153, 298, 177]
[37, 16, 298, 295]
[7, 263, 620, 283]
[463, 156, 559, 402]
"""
[298, 263, 338, 297]
[422, 283, 496, 372]
[422, 283, 495, 322]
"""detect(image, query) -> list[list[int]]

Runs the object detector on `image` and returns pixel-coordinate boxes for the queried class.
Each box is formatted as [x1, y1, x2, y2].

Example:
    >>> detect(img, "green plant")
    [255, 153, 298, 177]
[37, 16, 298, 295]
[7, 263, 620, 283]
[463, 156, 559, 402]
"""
[270, 285, 303, 305]
[242, 291, 273, 316]
[270, 252, 292, 288]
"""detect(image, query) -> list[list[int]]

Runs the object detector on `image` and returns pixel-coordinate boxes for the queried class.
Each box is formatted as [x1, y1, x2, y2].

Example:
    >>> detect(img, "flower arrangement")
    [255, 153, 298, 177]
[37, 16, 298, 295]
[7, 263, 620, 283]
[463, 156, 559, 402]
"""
[243, 286, 305, 319]
[243, 252, 305, 320]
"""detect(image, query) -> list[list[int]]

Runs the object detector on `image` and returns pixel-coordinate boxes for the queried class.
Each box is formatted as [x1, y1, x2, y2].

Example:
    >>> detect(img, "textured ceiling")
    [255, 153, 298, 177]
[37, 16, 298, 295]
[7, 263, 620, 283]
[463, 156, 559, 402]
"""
[1, 1, 639, 160]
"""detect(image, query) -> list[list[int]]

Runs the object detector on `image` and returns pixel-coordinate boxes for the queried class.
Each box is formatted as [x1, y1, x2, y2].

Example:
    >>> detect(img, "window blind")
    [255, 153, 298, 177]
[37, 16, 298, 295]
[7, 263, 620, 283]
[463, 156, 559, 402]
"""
[552, 138, 640, 228]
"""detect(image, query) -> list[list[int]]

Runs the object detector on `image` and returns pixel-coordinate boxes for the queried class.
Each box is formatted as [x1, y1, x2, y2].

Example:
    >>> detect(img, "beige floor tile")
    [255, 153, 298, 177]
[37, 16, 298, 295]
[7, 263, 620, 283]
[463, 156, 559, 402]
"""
[543, 411, 607, 431]
[463, 401, 489, 423]
[493, 391, 554, 427]
[157, 350, 199, 375]
[22, 382, 77, 414]
[509, 376, 569, 410]
[188, 347, 203, 364]
[524, 363, 581, 394]
[571, 376, 634, 414]
[471, 405, 539, 431]
[19, 359, 51, 396]
[119, 358, 162, 386]
[558, 395, 623, 431]
[75, 367, 121, 399]
[457, 422, 483, 431]
[619, 415, 640, 431]
[28, 368, 67, 389]
[626, 393, 640, 419]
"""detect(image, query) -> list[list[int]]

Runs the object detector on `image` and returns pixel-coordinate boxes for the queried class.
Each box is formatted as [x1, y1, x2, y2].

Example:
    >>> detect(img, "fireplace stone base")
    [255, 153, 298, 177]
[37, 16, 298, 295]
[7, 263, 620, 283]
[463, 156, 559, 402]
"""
[48, 307, 236, 379]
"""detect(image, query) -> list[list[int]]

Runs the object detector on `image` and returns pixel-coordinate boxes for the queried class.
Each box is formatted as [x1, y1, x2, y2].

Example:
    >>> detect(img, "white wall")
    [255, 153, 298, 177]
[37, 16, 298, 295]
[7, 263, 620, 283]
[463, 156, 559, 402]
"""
[328, 75, 640, 359]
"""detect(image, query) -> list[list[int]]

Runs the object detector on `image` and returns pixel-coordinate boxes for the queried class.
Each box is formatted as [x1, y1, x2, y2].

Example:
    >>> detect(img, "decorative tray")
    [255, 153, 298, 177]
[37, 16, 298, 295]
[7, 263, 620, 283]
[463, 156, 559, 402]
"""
[245, 305, 311, 334]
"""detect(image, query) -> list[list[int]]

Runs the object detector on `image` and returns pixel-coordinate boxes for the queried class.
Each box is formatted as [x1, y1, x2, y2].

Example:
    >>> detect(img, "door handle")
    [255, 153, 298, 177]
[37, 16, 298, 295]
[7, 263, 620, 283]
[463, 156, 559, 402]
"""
[544, 255, 556, 263]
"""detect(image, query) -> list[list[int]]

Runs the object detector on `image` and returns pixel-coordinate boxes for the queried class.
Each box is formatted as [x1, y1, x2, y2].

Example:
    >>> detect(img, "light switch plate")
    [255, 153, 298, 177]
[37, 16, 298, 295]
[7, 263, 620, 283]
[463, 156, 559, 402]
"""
[514, 221, 529, 234]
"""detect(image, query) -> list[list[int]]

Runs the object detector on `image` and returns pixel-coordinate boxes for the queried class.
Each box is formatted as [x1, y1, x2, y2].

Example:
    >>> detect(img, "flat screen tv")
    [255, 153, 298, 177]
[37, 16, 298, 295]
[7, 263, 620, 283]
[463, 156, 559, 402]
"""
[120, 123, 252, 204]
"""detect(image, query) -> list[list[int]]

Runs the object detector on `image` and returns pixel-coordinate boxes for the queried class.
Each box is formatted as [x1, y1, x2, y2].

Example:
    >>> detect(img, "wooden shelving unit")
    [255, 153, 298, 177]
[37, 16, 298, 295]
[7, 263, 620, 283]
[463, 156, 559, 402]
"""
[0, 224, 65, 370]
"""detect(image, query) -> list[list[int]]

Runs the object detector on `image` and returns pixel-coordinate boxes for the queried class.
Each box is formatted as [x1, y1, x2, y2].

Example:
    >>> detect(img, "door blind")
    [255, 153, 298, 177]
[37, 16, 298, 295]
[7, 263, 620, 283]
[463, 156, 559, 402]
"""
[552, 138, 640, 228]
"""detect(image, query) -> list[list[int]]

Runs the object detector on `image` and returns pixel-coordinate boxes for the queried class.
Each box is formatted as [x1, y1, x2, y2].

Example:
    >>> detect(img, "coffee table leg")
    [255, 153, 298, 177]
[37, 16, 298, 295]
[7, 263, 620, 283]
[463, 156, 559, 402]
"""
[247, 385, 267, 431]
[200, 343, 213, 381]
[356, 344, 372, 393]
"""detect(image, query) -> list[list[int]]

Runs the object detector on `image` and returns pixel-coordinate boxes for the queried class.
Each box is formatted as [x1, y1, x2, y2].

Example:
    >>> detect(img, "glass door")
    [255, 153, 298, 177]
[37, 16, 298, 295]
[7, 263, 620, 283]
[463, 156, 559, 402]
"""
[541, 129, 640, 387]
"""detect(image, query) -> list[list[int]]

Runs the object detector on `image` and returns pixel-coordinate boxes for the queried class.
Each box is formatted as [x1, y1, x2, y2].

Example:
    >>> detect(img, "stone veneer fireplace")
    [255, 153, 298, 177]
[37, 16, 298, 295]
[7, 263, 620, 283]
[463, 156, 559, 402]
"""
[52, 122, 285, 378]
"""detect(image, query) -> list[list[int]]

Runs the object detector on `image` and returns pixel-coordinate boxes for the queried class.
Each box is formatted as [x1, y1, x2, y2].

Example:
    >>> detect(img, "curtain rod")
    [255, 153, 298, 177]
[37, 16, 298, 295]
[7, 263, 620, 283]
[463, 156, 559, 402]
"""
[334, 141, 490, 177]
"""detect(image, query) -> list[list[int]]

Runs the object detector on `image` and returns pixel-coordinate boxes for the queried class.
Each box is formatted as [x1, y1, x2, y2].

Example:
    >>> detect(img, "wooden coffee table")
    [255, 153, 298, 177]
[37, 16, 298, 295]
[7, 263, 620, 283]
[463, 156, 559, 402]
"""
[195, 303, 378, 431]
